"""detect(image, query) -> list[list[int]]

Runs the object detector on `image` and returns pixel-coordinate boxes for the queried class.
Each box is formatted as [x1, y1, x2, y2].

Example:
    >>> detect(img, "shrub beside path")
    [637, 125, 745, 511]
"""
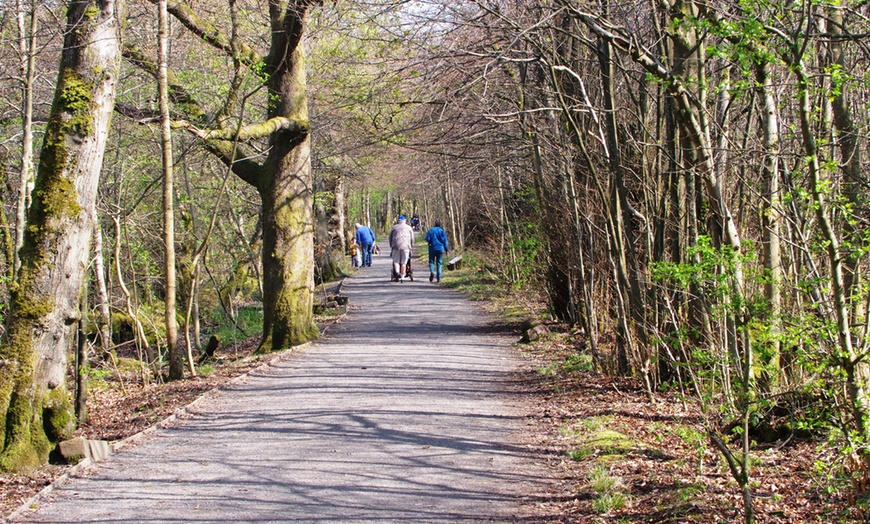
[10, 253, 554, 523]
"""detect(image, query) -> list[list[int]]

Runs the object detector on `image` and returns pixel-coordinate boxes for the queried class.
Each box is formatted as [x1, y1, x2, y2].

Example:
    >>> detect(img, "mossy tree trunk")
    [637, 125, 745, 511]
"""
[129, 0, 321, 353]
[257, 0, 319, 352]
[0, 0, 122, 472]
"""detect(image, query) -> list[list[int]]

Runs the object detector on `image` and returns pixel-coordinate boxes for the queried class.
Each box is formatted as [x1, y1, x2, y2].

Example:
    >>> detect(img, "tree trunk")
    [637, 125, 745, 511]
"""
[257, 2, 318, 352]
[335, 174, 346, 253]
[159, 0, 182, 380]
[384, 190, 392, 233]
[598, 23, 648, 380]
[92, 209, 112, 356]
[0, 0, 123, 471]
[75, 286, 88, 424]
[827, 2, 865, 339]
[0, 153, 15, 277]
[14, 0, 38, 278]
[363, 187, 371, 227]
[114, 216, 156, 372]
[794, 61, 870, 440]
[757, 60, 782, 389]
[149, 0, 321, 354]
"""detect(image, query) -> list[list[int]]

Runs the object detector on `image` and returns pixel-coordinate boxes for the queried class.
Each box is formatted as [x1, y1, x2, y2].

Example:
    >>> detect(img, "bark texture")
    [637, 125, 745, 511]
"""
[257, 1, 318, 352]
[131, 0, 320, 353]
[0, 0, 122, 471]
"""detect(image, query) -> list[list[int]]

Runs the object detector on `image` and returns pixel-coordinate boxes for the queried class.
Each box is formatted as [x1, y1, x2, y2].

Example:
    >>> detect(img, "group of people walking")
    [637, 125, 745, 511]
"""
[352, 215, 450, 284]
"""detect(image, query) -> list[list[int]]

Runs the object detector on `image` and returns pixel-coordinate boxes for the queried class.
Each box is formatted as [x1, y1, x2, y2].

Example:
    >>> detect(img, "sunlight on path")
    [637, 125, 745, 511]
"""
[11, 252, 551, 523]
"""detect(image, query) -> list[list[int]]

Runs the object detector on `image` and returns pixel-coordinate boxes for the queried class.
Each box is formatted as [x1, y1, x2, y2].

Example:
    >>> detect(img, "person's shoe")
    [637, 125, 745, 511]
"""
[400, 276, 405, 283]
[436, 278, 440, 283]
[429, 272, 434, 282]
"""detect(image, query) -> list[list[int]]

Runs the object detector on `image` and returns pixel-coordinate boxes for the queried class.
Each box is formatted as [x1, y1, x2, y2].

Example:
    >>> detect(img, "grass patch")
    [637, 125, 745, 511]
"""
[566, 448, 592, 461]
[438, 250, 543, 321]
[537, 362, 558, 376]
[559, 425, 583, 439]
[314, 306, 345, 320]
[592, 491, 628, 513]
[583, 416, 613, 432]
[590, 465, 619, 494]
[563, 353, 593, 373]
[213, 306, 263, 347]
[676, 484, 705, 502]
[588, 465, 629, 513]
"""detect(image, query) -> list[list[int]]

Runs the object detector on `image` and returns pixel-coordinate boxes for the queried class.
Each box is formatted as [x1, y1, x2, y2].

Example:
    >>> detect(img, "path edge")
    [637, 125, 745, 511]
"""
[3, 340, 315, 523]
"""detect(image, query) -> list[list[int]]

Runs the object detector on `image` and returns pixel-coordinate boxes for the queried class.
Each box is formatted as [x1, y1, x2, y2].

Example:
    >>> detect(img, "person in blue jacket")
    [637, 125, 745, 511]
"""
[425, 219, 450, 283]
[354, 223, 376, 267]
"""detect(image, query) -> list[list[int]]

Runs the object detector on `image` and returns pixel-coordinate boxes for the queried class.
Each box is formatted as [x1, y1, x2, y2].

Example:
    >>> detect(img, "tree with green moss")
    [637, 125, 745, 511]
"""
[130, 0, 321, 352]
[0, 0, 124, 471]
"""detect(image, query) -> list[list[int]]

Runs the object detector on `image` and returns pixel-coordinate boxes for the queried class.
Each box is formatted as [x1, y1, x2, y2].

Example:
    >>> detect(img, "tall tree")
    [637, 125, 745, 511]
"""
[14, 0, 39, 278]
[144, 0, 322, 351]
[157, 0, 182, 379]
[0, 0, 124, 471]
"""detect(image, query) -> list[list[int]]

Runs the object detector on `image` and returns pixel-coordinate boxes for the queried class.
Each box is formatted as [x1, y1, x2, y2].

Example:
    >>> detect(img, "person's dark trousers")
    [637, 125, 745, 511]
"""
[361, 243, 373, 266]
[429, 249, 445, 281]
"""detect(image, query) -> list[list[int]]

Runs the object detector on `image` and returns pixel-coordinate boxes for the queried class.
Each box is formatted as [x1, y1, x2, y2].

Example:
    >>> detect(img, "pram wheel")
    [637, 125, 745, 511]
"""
[390, 259, 413, 282]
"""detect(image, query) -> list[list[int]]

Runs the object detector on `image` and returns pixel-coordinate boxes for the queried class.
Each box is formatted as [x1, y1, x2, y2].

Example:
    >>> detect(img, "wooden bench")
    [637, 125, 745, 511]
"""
[447, 256, 463, 270]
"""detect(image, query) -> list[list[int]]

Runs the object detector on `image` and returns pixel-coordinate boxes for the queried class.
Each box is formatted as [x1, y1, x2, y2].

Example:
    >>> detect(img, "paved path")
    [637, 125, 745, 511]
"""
[10, 252, 550, 523]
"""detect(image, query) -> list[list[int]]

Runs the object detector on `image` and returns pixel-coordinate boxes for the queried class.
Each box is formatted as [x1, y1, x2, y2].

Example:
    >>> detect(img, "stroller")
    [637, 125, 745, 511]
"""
[391, 257, 414, 282]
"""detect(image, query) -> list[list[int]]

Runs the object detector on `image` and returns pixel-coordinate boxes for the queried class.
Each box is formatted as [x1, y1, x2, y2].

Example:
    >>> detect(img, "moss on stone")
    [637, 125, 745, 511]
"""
[42, 387, 74, 443]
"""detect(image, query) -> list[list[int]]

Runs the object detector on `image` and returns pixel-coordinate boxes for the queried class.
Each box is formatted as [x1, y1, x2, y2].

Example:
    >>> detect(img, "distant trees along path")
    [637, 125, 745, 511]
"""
[2, 4, 870, 522]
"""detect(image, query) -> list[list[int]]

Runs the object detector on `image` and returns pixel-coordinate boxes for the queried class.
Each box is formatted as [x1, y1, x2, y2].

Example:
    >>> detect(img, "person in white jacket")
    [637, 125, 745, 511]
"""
[389, 215, 415, 282]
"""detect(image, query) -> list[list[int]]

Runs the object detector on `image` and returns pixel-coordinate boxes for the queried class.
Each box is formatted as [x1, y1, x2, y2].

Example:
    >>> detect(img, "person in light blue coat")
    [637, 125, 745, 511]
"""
[425, 220, 450, 283]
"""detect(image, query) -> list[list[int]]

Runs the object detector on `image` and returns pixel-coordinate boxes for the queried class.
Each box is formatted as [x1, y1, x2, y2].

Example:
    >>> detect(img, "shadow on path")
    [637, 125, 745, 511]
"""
[11, 254, 555, 524]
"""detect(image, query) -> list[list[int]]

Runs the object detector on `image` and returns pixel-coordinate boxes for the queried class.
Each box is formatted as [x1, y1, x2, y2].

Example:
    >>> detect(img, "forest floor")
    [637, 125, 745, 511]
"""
[514, 332, 857, 523]
[0, 277, 860, 523]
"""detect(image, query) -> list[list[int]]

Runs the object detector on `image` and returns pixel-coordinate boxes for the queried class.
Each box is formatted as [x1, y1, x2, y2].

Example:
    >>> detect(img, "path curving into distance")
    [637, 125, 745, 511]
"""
[10, 250, 552, 523]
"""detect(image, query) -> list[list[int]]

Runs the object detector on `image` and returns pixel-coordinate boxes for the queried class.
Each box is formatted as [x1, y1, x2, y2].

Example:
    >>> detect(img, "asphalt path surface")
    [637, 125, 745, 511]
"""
[10, 251, 551, 523]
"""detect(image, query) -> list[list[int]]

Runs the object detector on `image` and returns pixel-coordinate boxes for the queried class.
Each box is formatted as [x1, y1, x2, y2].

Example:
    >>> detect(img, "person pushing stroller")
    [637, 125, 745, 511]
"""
[389, 215, 415, 283]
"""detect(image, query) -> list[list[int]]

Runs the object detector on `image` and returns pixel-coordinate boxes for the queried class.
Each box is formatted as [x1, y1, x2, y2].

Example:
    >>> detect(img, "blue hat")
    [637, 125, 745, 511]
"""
[398, 215, 406, 221]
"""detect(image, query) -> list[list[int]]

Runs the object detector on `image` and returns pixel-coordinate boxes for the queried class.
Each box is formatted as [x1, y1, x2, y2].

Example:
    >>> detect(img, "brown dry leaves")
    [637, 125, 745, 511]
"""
[515, 331, 857, 523]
